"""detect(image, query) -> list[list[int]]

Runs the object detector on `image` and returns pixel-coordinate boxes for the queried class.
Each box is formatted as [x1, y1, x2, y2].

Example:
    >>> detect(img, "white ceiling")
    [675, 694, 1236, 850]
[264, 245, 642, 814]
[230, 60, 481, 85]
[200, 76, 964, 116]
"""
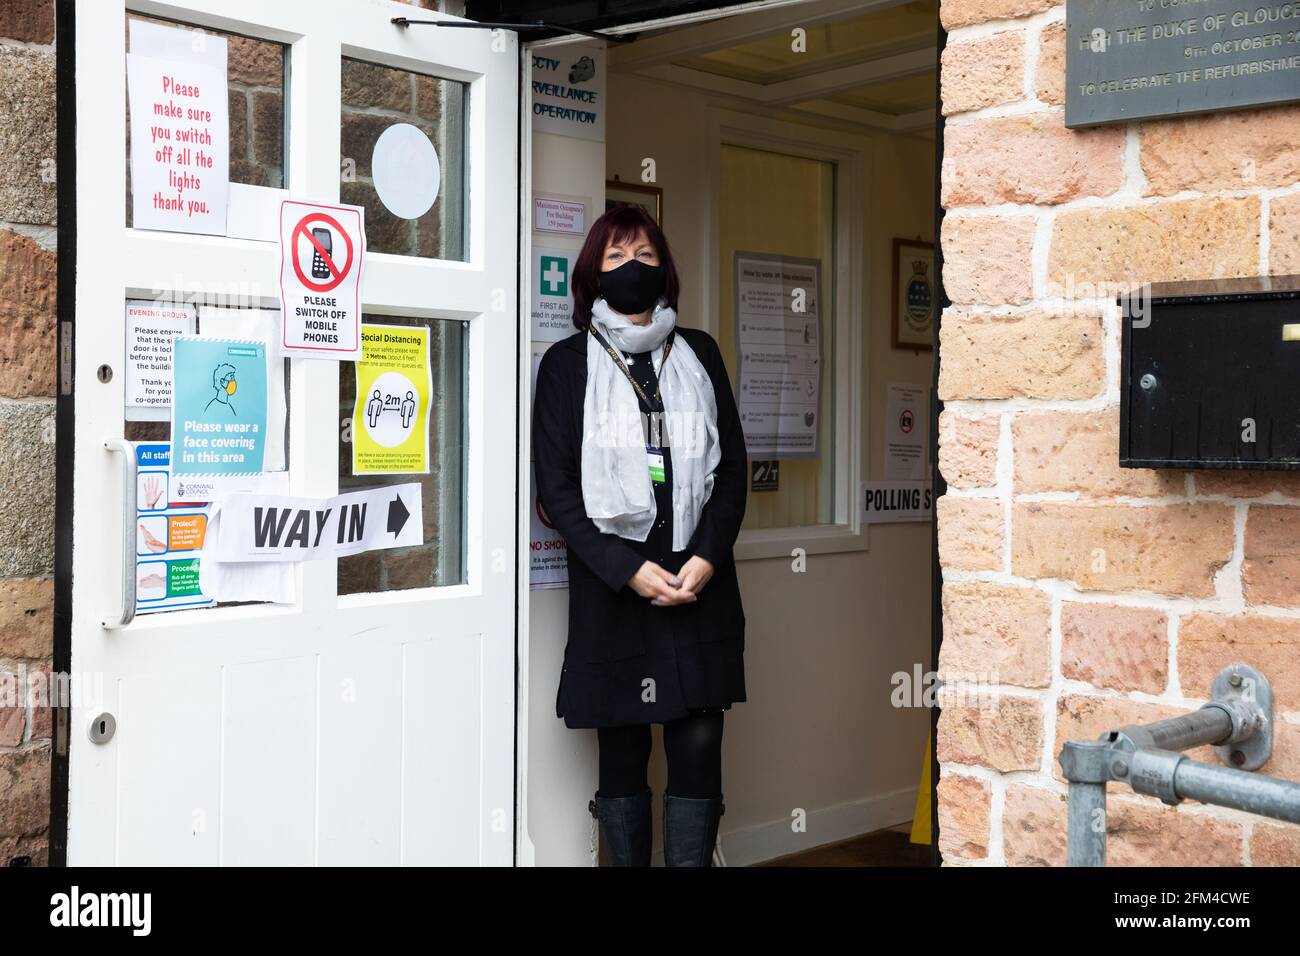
[609, 0, 939, 136]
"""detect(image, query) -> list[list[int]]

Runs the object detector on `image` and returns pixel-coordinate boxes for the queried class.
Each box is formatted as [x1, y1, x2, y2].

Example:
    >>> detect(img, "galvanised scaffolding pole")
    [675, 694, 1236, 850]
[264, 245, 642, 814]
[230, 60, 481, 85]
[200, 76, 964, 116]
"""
[1058, 664, 1300, 866]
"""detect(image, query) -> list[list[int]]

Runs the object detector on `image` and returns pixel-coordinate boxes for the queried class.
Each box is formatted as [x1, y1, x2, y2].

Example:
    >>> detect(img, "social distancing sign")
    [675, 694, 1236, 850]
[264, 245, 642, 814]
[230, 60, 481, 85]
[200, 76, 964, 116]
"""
[353, 324, 432, 475]
[279, 199, 365, 359]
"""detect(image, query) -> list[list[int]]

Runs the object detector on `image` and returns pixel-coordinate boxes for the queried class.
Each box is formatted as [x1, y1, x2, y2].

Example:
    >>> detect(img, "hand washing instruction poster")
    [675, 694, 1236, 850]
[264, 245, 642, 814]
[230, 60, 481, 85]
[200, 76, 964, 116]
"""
[136, 442, 213, 614]
[352, 324, 432, 475]
[169, 336, 267, 502]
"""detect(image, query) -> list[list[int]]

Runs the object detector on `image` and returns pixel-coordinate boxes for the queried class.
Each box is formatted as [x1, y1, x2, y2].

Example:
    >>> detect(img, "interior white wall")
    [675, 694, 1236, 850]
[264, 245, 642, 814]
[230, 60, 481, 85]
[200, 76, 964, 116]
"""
[523, 127, 604, 867]
[603, 71, 936, 864]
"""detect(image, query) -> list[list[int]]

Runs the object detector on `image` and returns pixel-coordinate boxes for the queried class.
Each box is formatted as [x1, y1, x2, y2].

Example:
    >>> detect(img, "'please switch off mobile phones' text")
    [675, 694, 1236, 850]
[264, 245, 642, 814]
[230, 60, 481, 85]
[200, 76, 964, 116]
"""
[297, 295, 342, 342]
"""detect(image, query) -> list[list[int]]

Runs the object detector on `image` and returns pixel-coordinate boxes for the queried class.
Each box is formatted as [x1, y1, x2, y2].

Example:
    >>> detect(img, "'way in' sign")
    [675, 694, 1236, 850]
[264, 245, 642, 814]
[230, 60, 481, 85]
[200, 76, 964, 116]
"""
[212, 484, 422, 562]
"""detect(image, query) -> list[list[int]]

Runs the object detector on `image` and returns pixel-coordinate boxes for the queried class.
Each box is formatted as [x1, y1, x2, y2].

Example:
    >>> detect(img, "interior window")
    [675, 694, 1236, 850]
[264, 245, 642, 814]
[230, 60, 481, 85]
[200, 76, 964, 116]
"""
[718, 144, 837, 530]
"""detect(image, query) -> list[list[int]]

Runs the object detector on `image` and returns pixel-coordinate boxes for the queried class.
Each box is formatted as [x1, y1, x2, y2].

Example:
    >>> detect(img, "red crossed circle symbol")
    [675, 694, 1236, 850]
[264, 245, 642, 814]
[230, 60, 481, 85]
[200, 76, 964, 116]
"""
[290, 212, 354, 293]
[535, 494, 556, 530]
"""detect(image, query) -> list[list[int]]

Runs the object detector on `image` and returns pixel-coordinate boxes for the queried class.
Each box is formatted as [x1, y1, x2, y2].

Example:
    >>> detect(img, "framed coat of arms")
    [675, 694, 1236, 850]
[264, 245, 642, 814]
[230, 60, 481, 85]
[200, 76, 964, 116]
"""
[891, 238, 935, 351]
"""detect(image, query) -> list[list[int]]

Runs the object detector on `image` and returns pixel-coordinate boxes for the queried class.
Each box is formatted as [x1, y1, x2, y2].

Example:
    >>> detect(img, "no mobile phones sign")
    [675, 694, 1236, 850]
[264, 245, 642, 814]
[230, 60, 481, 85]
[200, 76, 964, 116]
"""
[279, 199, 365, 359]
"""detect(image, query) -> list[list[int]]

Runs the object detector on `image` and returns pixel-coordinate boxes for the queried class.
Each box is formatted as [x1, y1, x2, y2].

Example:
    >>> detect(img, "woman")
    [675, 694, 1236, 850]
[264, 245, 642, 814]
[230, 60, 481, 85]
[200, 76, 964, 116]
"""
[532, 204, 748, 867]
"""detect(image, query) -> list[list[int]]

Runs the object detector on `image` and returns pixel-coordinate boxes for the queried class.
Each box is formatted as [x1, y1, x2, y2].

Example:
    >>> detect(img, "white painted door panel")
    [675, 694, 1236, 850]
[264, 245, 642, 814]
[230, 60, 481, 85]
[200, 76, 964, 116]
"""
[68, 0, 519, 865]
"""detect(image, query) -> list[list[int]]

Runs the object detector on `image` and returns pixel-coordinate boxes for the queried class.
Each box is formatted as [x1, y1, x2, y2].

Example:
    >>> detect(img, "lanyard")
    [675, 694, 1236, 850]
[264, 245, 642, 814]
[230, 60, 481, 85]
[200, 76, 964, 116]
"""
[589, 325, 675, 410]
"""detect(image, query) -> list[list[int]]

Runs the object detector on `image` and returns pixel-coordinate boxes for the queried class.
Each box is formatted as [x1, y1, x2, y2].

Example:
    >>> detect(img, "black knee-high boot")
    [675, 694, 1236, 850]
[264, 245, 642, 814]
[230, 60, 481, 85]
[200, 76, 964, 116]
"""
[589, 787, 653, 867]
[662, 792, 725, 867]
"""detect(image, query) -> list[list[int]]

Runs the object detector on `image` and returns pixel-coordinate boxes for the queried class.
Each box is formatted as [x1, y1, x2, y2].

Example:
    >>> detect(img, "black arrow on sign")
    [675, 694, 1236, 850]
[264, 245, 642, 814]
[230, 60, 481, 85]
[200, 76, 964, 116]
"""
[387, 493, 411, 537]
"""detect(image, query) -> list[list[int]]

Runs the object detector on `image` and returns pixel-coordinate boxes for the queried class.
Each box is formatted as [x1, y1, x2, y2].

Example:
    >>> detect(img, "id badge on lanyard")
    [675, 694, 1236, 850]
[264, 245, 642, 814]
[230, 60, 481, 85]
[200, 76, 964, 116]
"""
[645, 409, 666, 484]
[589, 326, 674, 486]
[646, 446, 666, 484]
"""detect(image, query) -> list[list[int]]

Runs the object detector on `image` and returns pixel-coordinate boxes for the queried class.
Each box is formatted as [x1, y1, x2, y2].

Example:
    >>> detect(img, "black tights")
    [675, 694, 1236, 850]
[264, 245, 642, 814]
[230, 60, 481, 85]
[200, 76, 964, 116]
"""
[596, 709, 724, 799]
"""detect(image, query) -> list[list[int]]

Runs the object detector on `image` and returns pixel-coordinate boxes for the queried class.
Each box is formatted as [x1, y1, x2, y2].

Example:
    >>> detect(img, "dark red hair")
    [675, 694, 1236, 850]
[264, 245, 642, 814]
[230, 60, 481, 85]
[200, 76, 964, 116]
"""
[571, 204, 680, 331]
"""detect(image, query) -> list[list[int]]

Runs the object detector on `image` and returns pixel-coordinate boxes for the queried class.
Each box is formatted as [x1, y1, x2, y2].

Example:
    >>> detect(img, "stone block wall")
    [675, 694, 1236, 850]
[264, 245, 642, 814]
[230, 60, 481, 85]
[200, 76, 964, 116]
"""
[935, 0, 1300, 865]
[0, 0, 57, 867]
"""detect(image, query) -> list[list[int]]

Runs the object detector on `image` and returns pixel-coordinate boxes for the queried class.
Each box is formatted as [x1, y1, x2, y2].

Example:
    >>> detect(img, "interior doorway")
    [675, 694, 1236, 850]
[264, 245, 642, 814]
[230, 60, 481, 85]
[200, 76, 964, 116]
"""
[526, 0, 942, 865]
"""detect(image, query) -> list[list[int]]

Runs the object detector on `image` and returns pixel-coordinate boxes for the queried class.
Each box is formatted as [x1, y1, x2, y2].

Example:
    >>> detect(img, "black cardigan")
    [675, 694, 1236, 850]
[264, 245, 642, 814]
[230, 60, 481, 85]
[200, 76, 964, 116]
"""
[532, 326, 748, 728]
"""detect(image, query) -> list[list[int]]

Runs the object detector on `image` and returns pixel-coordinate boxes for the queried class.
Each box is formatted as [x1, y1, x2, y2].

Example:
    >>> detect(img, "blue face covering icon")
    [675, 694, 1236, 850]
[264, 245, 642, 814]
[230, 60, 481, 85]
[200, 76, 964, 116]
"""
[205, 363, 238, 415]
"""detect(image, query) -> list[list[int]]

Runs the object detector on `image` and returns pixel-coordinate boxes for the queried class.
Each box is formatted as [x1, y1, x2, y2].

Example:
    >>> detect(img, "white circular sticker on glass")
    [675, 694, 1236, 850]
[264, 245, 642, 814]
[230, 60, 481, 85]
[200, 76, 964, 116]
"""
[362, 371, 420, 448]
[371, 123, 440, 220]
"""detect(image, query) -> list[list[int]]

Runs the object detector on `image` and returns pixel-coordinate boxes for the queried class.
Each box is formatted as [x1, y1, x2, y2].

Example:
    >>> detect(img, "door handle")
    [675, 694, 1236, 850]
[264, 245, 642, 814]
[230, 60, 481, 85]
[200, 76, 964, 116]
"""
[103, 440, 136, 629]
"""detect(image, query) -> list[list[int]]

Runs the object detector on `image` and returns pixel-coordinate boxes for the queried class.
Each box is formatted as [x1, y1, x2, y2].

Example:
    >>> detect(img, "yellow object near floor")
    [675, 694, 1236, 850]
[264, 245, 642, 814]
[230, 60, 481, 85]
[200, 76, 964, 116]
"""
[909, 730, 931, 845]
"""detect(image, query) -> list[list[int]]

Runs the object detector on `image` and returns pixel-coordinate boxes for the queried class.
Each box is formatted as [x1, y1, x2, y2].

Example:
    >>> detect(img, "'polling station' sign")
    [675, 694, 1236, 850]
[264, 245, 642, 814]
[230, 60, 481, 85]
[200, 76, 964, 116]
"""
[212, 484, 422, 562]
[860, 480, 933, 525]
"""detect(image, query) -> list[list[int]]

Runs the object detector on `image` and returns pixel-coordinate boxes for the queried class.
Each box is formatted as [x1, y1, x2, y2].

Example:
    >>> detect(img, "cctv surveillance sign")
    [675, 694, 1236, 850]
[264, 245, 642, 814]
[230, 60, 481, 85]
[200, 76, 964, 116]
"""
[279, 199, 366, 359]
[531, 43, 605, 142]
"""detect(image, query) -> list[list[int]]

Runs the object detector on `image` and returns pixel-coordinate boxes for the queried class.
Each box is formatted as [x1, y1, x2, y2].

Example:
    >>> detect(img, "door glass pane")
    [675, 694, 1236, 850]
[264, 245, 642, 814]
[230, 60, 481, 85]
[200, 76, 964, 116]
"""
[338, 316, 467, 594]
[339, 58, 468, 260]
[122, 301, 290, 459]
[124, 13, 287, 227]
[121, 298, 290, 613]
[718, 144, 837, 530]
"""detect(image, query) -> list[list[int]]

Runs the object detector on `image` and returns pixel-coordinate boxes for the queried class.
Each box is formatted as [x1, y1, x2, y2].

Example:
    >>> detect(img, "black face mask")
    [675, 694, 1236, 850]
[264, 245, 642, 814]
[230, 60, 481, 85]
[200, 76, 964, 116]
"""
[598, 259, 666, 316]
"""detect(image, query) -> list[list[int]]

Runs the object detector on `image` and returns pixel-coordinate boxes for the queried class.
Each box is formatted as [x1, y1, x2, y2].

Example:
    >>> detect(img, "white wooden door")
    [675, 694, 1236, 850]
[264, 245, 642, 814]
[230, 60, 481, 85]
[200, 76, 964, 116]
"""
[65, 0, 518, 864]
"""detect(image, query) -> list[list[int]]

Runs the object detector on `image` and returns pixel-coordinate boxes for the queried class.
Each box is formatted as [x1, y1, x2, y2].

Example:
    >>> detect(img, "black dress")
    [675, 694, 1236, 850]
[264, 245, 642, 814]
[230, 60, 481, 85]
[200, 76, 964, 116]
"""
[532, 326, 748, 729]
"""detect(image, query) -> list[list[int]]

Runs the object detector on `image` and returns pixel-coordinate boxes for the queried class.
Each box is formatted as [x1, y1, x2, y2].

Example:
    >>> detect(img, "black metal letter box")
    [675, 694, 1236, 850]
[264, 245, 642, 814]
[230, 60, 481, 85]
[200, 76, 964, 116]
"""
[1121, 276, 1300, 471]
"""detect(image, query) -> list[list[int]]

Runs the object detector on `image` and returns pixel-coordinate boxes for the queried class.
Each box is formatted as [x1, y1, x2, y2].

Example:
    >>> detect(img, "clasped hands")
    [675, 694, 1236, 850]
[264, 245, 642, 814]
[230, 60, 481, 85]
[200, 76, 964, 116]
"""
[628, 556, 713, 606]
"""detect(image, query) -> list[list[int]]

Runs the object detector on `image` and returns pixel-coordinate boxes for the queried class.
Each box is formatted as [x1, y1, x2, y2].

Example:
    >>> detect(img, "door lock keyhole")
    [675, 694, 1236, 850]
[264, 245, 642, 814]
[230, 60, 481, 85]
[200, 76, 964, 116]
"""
[88, 712, 116, 744]
[96, 364, 113, 384]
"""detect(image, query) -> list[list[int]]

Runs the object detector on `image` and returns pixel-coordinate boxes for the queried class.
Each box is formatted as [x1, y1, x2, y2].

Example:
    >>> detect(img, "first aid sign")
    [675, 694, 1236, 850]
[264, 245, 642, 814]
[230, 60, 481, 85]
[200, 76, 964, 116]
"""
[279, 200, 365, 359]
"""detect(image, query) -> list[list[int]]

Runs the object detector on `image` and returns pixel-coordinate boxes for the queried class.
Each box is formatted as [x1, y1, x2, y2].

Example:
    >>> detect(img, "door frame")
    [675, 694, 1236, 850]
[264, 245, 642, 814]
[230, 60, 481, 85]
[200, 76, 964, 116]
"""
[929, 12, 947, 869]
[50, 0, 76, 868]
[516, 0, 945, 866]
[49, 0, 948, 868]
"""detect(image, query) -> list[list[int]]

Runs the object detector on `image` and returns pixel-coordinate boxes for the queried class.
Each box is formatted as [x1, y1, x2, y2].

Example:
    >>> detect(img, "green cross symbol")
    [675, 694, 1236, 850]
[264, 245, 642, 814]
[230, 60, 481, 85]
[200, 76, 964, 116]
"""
[540, 256, 568, 296]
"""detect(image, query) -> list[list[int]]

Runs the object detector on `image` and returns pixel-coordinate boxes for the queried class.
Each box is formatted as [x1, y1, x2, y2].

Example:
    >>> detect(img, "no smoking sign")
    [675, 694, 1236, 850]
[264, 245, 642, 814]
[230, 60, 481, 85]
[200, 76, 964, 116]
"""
[279, 200, 366, 359]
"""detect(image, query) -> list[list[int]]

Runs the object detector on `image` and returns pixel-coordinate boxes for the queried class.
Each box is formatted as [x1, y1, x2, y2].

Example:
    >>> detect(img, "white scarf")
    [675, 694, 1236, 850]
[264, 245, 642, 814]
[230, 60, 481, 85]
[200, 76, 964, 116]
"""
[582, 297, 721, 552]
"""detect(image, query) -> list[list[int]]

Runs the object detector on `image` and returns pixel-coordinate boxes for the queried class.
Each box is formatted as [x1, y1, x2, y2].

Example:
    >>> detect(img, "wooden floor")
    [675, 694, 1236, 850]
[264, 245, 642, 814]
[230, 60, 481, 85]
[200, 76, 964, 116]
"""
[754, 823, 932, 867]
